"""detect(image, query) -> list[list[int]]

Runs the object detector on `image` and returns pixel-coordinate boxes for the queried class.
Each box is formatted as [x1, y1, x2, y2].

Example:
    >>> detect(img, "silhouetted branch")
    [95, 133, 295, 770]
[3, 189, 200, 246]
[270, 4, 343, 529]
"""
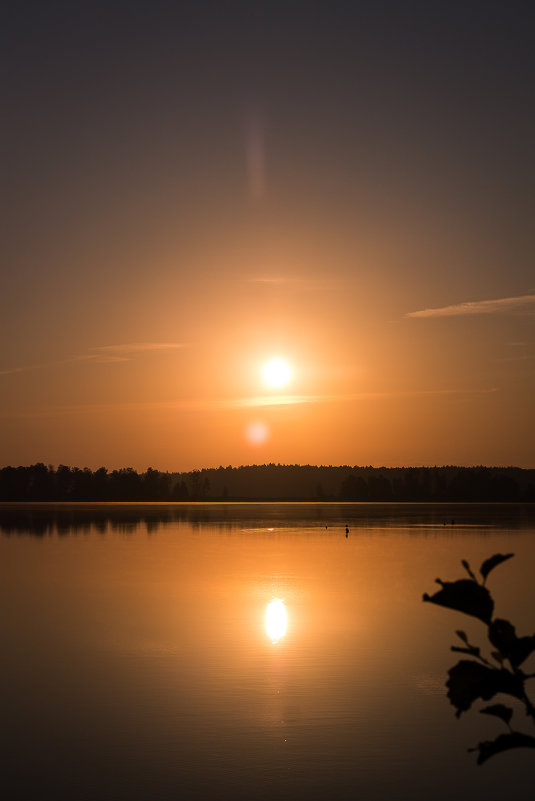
[424, 554, 535, 764]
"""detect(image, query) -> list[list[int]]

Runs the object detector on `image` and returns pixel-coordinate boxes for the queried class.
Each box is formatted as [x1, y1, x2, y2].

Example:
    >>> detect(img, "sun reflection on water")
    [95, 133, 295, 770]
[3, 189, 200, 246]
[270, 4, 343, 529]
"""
[266, 598, 287, 643]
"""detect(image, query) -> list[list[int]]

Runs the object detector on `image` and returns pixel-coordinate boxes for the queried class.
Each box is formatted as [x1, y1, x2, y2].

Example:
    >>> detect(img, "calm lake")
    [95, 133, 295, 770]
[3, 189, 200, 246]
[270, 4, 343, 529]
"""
[1, 503, 534, 800]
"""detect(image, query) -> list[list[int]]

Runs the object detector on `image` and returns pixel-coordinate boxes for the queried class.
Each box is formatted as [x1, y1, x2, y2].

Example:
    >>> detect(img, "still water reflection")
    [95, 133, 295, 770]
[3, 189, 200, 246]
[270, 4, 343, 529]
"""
[1, 503, 534, 801]
[266, 599, 288, 643]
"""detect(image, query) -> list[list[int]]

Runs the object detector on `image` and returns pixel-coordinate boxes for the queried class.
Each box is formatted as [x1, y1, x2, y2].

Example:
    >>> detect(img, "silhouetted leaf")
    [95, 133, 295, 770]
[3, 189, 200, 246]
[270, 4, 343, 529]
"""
[480, 704, 513, 726]
[512, 636, 535, 667]
[470, 732, 535, 765]
[446, 661, 525, 717]
[423, 579, 494, 623]
[489, 618, 516, 653]
[451, 645, 481, 658]
[480, 553, 514, 582]
[452, 630, 485, 660]
[491, 651, 504, 665]
[489, 618, 535, 668]
[461, 560, 477, 581]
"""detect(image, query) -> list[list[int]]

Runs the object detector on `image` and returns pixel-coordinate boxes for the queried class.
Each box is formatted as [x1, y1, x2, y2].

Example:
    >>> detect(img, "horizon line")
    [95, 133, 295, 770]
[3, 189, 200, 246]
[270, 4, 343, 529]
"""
[0, 462, 532, 473]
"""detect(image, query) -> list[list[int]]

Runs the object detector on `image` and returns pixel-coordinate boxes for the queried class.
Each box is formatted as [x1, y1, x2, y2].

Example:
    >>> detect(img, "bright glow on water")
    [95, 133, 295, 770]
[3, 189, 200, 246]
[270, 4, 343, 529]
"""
[265, 598, 287, 642]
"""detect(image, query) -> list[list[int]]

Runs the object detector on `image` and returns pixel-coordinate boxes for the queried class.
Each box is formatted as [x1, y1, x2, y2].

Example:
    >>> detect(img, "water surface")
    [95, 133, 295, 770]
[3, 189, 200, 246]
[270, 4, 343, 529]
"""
[1, 503, 534, 800]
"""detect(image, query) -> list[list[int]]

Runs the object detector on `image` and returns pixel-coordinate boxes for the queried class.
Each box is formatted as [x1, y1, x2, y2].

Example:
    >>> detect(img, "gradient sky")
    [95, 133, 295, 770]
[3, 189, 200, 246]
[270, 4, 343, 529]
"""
[2, 0, 534, 470]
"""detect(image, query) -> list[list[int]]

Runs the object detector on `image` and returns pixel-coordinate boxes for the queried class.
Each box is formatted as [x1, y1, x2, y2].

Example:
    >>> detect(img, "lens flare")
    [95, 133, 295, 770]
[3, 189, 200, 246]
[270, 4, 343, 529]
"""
[266, 598, 287, 643]
[246, 421, 269, 445]
[245, 114, 266, 202]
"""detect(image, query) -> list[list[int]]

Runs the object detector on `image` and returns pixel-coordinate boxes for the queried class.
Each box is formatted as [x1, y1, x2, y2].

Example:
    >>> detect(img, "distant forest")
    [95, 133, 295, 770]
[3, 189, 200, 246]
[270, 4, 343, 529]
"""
[0, 463, 534, 502]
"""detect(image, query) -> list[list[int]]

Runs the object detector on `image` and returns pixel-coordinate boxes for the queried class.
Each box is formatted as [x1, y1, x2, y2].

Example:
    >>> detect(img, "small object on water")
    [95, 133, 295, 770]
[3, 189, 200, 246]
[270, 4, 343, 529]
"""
[345, 525, 349, 535]
[451, 519, 455, 526]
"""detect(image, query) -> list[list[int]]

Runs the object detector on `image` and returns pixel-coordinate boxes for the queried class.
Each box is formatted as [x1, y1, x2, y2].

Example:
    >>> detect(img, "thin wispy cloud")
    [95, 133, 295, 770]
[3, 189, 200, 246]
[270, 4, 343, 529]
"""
[0, 343, 188, 376]
[1, 387, 497, 419]
[223, 387, 497, 409]
[226, 394, 318, 408]
[496, 354, 534, 363]
[246, 274, 306, 285]
[80, 343, 188, 363]
[71, 354, 129, 365]
[405, 294, 535, 319]
[91, 343, 187, 355]
[0, 365, 32, 377]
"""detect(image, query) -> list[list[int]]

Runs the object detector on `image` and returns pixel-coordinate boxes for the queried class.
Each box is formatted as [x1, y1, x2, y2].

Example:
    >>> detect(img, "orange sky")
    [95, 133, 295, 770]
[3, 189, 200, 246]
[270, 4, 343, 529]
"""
[2, 2, 534, 469]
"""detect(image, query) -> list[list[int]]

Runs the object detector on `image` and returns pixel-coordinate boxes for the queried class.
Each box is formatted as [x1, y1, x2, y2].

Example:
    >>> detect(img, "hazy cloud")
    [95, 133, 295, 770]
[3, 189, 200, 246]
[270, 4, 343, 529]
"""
[405, 294, 535, 319]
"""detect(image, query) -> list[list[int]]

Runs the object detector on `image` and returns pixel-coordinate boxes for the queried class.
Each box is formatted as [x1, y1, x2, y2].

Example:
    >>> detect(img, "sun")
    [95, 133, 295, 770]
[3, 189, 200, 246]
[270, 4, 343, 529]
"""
[263, 357, 291, 388]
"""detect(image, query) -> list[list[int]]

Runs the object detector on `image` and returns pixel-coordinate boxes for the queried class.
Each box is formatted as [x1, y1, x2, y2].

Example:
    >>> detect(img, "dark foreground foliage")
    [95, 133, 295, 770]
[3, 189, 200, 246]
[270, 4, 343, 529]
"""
[424, 555, 535, 764]
[1, 463, 534, 502]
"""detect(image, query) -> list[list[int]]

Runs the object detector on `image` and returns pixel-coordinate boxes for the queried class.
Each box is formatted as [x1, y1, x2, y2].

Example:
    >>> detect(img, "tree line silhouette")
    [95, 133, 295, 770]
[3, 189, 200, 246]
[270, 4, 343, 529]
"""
[0, 463, 533, 502]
